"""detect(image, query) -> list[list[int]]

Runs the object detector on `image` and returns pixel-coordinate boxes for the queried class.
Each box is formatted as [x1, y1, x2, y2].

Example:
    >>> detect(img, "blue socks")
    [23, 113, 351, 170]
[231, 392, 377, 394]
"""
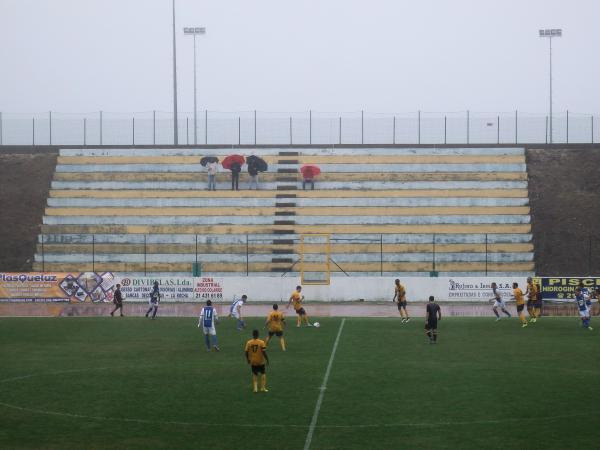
[204, 334, 211, 350]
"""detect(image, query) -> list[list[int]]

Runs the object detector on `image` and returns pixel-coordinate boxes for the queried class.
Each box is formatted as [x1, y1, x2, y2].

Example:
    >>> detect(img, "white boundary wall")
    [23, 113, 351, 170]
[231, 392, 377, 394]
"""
[115, 275, 529, 303]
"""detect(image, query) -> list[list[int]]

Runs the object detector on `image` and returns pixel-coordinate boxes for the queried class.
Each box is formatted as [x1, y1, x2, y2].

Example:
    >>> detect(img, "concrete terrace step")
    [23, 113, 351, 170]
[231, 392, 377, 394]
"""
[38, 233, 534, 245]
[50, 181, 528, 190]
[55, 163, 526, 173]
[53, 172, 528, 182]
[31, 261, 535, 273]
[48, 188, 529, 198]
[35, 252, 533, 264]
[39, 224, 533, 234]
[44, 206, 531, 216]
[47, 197, 529, 208]
[59, 147, 526, 157]
[42, 215, 532, 226]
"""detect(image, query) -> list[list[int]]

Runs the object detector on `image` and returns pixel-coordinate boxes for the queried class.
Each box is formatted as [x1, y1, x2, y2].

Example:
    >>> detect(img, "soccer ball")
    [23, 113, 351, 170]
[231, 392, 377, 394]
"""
[313, 322, 320, 328]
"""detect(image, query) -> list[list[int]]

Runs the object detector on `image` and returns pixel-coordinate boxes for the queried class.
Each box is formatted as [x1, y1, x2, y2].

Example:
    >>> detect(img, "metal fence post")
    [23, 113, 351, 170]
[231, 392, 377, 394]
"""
[485, 233, 488, 275]
[100, 111, 103, 145]
[0, 112, 3, 145]
[418, 110, 421, 144]
[497, 115, 500, 144]
[380, 234, 383, 276]
[206, 110, 209, 145]
[32, 118, 35, 145]
[309, 110, 312, 145]
[92, 234, 95, 273]
[432, 233, 436, 272]
[186, 117, 189, 144]
[444, 115, 447, 144]
[132, 117, 135, 145]
[592, 116, 595, 144]
[253, 110, 257, 145]
[246, 234, 249, 276]
[566, 110, 569, 144]
[153, 110, 156, 145]
[84, 118, 87, 146]
[339, 116, 342, 145]
[514, 110, 518, 144]
[466, 110, 470, 144]
[144, 234, 147, 276]
[545, 116, 548, 144]
[195, 234, 198, 272]
[49, 111, 52, 145]
[239, 116, 242, 146]
[361, 110, 364, 144]
[393, 116, 396, 145]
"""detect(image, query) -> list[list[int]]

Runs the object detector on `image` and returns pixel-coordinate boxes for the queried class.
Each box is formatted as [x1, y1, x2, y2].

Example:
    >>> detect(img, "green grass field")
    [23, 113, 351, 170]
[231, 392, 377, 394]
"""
[0, 315, 598, 450]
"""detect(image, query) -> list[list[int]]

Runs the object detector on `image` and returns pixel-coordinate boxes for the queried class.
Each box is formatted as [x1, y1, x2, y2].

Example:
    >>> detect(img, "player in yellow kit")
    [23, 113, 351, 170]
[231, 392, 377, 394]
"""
[392, 279, 410, 323]
[525, 277, 540, 323]
[245, 329, 269, 393]
[287, 285, 311, 327]
[265, 304, 286, 351]
[512, 282, 528, 328]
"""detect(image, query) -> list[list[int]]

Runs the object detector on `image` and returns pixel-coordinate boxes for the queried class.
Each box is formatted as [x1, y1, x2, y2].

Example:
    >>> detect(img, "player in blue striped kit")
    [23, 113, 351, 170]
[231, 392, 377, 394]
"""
[145, 281, 160, 319]
[574, 288, 592, 331]
[198, 300, 220, 351]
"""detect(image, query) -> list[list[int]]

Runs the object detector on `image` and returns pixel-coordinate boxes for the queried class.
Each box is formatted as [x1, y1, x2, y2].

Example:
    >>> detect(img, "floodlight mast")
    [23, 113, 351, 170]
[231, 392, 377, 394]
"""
[184, 27, 206, 145]
[539, 28, 562, 145]
[172, 0, 178, 145]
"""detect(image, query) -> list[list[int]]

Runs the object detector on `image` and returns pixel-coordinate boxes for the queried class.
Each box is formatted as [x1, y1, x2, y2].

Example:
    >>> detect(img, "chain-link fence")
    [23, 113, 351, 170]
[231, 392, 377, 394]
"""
[37, 233, 535, 276]
[2, 110, 598, 146]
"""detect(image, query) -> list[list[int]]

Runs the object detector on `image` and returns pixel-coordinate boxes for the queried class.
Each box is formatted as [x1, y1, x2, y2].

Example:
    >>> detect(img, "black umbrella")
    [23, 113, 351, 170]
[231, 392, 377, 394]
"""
[200, 156, 219, 167]
[246, 155, 268, 172]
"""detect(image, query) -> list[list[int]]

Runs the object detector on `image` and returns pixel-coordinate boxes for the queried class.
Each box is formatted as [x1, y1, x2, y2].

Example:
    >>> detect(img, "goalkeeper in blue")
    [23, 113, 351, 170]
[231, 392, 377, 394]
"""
[198, 300, 220, 351]
[574, 288, 592, 331]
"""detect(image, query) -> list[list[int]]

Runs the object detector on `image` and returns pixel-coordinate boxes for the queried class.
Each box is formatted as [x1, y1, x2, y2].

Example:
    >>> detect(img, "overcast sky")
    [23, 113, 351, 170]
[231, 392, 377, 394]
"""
[0, 0, 598, 114]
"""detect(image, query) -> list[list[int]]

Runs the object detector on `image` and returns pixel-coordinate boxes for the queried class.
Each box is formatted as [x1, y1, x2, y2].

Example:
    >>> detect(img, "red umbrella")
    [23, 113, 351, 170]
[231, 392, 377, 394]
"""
[222, 154, 245, 170]
[300, 164, 321, 179]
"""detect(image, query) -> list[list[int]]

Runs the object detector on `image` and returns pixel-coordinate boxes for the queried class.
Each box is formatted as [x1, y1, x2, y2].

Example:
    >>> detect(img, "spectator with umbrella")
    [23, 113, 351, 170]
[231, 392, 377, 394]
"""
[247, 155, 268, 190]
[222, 154, 245, 191]
[200, 156, 219, 191]
[301, 164, 320, 190]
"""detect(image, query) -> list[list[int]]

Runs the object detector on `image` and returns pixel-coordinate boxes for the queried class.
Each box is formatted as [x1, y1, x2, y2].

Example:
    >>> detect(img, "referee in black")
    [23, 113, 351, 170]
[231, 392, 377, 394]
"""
[425, 296, 442, 344]
[110, 284, 124, 317]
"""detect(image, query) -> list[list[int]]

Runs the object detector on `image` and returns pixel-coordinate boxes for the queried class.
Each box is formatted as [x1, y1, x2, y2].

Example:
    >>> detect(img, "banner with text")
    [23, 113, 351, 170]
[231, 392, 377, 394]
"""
[0, 272, 115, 303]
[537, 277, 600, 301]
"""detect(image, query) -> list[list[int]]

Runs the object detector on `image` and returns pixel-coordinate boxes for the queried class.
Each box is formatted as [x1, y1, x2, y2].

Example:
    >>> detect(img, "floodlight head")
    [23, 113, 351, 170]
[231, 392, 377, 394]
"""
[539, 28, 562, 37]
[184, 27, 206, 35]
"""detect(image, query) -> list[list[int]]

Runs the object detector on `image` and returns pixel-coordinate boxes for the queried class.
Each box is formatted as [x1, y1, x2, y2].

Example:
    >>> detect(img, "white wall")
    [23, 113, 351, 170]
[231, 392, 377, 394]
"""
[114, 275, 529, 303]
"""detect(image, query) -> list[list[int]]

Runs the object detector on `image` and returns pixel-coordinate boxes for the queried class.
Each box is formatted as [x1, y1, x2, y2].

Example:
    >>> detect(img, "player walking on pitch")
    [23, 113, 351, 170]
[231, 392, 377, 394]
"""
[245, 329, 269, 393]
[425, 296, 442, 344]
[490, 282, 511, 321]
[574, 288, 593, 330]
[198, 300, 220, 351]
[145, 281, 160, 319]
[265, 304, 286, 351]
[525, 277, 540, 323]
[392, 279, 410, 323]
[512, 282, 528, 328]
[287, 285, 311, 327]
[229, 295, 247, 330]
[110, 283, 124, 317]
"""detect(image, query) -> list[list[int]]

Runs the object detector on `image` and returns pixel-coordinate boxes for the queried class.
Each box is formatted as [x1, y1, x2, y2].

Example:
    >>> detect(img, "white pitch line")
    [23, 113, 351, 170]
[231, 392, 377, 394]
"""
[303, 318, 346, 450]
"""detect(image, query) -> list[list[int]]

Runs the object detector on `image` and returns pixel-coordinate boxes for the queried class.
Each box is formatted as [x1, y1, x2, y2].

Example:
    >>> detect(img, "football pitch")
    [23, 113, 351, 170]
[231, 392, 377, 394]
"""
[0, 315, 598, 450]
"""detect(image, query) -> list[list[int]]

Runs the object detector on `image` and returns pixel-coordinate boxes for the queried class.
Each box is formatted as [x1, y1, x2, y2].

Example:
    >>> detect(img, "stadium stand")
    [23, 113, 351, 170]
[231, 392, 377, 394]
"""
[34, 147, 534, 277]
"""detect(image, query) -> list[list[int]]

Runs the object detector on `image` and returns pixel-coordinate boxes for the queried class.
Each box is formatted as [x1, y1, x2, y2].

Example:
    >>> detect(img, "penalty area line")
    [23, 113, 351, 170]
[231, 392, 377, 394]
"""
[303, 318, 346, 450]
